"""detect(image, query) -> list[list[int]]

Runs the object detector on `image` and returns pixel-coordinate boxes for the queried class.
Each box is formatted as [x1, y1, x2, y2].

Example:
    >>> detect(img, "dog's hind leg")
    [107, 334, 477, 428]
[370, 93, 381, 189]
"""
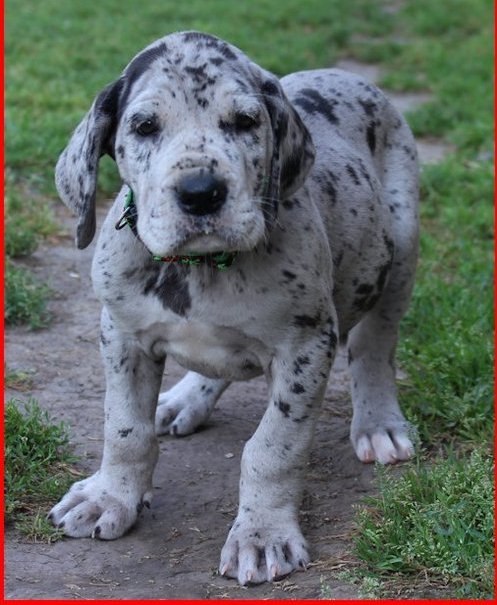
[347, 114, 419, 464]
[155, 372, 230, 436]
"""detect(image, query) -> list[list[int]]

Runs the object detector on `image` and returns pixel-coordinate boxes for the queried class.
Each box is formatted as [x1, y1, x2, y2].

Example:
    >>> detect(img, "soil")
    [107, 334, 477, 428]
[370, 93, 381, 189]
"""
[4, 69, 446, 600]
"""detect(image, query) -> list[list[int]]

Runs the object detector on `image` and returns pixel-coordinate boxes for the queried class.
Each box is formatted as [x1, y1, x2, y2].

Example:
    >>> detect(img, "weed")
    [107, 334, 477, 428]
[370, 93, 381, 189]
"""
[16, 509, 66, 544]
[4, 367, 35, 392]
[5, 261, 51, 328]
[5, 172, 59, 259]
[4, 398, 78, 537]
[4, 173, 56, 329]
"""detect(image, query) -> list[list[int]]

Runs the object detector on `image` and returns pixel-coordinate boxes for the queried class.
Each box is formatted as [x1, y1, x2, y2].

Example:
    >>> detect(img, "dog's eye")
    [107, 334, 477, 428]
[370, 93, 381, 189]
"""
[234, 112, 260, 132]
[135, 118, 159, 136]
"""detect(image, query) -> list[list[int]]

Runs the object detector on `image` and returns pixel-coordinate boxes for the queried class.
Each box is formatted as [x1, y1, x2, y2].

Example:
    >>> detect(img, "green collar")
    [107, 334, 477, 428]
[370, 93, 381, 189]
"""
[115, 188, 237, 271]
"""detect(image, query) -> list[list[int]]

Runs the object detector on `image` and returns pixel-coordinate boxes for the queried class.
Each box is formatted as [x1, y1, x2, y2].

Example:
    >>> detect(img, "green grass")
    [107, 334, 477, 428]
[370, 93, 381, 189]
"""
[5, 172, 59, 259]
[5, 367, 35, 392]
[5, 261, 51, 329]
[4, 171, 57, 327]
[4, 399, 79, 542]
[400, 158, 493, 446]
[353, 448, 494, 599]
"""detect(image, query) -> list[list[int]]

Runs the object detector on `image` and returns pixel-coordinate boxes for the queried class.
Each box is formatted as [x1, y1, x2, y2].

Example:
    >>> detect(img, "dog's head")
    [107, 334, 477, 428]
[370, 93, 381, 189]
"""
[55, 32, 315, 255]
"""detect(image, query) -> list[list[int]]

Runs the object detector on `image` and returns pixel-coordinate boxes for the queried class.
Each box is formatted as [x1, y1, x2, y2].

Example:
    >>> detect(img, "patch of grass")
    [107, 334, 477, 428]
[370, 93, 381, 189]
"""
[399, 158, 493, 445]
[5, 261, 51, 329]
[5, 367, 35, 392]
[353, 448, 494, 599]
[4, 399, 79, 541]
[5, 173, 59, 259]
[352, 0, 493, 155]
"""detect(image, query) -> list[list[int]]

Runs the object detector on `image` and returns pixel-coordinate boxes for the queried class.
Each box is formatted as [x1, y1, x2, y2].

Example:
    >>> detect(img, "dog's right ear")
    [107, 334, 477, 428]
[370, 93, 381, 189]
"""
[55, 79, 123, 249]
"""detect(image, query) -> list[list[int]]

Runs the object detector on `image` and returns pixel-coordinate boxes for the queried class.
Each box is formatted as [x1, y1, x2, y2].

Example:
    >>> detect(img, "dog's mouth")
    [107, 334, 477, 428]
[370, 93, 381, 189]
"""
[176, 233, 233, 255]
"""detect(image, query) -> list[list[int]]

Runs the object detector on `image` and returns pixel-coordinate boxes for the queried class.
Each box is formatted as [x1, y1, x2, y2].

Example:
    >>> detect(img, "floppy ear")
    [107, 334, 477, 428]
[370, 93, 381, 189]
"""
[259, 73, 315, 207]
[55, 79, 123, 249]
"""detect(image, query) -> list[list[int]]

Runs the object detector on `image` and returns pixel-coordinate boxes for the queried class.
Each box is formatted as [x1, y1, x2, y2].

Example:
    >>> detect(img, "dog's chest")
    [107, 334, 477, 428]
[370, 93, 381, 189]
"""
[136, 317, 272, 380]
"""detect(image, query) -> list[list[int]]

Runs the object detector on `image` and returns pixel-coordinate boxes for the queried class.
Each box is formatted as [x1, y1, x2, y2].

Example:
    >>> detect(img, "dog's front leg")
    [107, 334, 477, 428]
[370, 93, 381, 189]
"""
[220, 321, 336, 585]
[49, 306, 165, 539]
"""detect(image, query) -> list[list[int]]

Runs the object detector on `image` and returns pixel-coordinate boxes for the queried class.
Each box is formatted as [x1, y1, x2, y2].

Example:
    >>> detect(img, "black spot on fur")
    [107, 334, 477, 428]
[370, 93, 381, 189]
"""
[209, 57, 224, 66]
[119, 43, 169, 112]
[366, 122, 376, 154]
[353, 292, 381, 313]
[356, 283, 374, 295]
[293, 88, 339, 125]
[292, 382, 306, 394]
[183, 32, 238, 61]
[276, 400, 291, 417]
[346, 164, 360, 186]
[282, 269, 297, 281]
[118, 428, 133, 438]
[261, 80, 279, 96]
[280, 150, 304, 194]
[143, 264, 191, 316]
[358, 98, 377, 116]
[292, 414, 309, 423]
[293, 313, 321, 329]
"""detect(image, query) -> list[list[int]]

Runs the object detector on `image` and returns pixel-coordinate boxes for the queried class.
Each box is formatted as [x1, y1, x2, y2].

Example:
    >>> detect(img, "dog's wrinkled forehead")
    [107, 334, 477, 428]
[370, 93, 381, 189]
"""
[118, 32, 257, 111]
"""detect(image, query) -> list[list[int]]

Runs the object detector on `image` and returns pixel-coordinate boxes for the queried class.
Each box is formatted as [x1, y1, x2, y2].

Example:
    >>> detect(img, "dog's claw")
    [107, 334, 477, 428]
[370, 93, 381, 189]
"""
[220, 563, 229, 576]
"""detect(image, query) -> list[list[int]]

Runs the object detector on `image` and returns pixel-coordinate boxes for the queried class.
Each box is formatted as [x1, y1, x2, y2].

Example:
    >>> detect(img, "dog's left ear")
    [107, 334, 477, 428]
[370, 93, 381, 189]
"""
[55, 79, 123, 249]
[258, 71, 315, 205]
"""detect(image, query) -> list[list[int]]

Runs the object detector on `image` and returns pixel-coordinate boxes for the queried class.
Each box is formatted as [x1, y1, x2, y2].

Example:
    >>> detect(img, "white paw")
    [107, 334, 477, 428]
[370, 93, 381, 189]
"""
[219, 515, 309, 585]
[48, 472, 152, 539]
[155, 374, 225, 436]
[155, 396, 211, 436]
[352, 425, 415, 464]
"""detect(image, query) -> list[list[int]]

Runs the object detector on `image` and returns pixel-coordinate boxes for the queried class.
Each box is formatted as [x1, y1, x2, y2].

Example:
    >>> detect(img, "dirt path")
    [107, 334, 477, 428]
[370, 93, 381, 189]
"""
[4, 69, 446, 599]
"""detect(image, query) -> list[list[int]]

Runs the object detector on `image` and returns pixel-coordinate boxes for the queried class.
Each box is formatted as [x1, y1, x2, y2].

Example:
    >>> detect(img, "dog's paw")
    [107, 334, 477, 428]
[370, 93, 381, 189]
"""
[219, 516, 310, 585]
[351, 421, 415, 464]
[155, 396, 211, 436]
[47, 472, 152, 539]
[155, 375, 223, 436]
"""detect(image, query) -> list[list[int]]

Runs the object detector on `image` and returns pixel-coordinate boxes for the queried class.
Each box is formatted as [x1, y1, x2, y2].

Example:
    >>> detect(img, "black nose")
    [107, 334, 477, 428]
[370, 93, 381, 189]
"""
[176, 172, 228, 216]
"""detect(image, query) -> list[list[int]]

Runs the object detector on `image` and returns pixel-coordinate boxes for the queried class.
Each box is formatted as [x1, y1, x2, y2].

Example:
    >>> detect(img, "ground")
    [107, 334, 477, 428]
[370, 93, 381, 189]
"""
[4, 67, 446, 600]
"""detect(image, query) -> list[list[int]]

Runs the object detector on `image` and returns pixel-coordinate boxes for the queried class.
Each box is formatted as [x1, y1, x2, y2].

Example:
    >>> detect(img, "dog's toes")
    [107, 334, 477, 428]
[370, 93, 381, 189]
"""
[155, 403, 179, 435]
[91, 505, 137, 540]
[58, 500, 102, 537]
[391, 431, 415, 460]
[155, 400, 210, 437]
[48, 473, 146, 540]
[219, 518, 310, 585]
[355, 435, 376, 463]
[353, 429, 415, 465]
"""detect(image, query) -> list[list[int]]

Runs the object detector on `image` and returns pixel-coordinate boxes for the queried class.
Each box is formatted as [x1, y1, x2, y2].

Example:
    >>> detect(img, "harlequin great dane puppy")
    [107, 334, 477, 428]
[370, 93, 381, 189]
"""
[49, 31, 419, 585]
